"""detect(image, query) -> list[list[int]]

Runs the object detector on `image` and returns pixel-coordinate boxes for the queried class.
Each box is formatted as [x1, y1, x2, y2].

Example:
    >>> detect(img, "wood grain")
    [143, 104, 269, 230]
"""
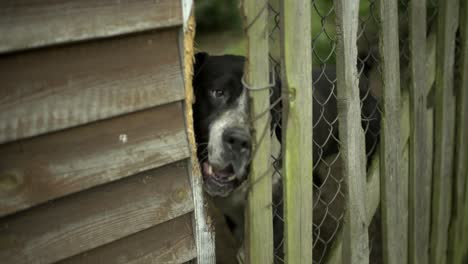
[378, 0, 407, 263]
[0, 161, 194, 264]
[0, 29, 185, 144]
[328, 26, 438, 263]
[333, 0, 369, 263]
[431, 0, 459, 263]
[448, 2, 468, 263]
[0, 0, 182, 54]
[280, 0, 314, 262]
[242, 0, 274, 263]
[182, 12, 216, 264]
[327, 90, 412, 264]
[60, 213, 197, 264]
[408, 1, 431, 263]
[0, 102, 190, 217]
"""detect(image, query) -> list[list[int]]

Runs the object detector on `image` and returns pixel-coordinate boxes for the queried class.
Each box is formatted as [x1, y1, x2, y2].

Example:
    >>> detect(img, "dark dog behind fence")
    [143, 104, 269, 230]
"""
[193, 0, 468, 263]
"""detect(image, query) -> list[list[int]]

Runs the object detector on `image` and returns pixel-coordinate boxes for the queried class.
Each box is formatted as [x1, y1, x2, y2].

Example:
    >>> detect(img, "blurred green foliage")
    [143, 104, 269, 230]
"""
[194, 0, 374, 65]
[195, 0, 243, 33]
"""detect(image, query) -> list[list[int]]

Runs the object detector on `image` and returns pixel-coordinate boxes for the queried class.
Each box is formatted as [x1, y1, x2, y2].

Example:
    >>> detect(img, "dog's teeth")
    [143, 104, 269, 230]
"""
[207, 164, 213, 175]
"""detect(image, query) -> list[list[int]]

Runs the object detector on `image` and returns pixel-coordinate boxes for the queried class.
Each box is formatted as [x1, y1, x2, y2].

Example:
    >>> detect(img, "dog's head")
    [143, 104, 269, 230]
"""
[192, 52, 251, 197]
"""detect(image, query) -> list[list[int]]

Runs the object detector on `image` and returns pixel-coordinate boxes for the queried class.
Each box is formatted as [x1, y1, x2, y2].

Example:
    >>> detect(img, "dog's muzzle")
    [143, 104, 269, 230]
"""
[202, 127, 251, 197]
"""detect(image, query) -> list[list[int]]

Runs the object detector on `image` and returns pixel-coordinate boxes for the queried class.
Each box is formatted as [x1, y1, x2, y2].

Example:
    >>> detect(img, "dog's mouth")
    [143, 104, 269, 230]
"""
[202, 162, 237, 185]
[201, 162, 241, 197]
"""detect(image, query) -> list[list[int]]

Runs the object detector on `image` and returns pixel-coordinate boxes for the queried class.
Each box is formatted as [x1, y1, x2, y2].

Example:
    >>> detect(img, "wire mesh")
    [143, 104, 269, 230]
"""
[266, 0, 435, 263]
[268, 0, 383, 263]
[193, 0, 439, 263]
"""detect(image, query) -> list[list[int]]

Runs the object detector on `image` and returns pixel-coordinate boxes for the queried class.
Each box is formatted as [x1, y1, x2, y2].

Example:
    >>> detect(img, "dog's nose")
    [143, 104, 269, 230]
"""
[223, 128, 251, 153]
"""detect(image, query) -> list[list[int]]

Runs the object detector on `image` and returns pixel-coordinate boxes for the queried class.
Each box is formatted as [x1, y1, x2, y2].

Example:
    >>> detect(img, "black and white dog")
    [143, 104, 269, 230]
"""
[192, 52, 381, 261]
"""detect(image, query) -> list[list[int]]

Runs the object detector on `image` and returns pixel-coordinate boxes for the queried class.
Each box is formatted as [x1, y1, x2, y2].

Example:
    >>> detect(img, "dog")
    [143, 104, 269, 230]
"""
[192, 52, 381, 263]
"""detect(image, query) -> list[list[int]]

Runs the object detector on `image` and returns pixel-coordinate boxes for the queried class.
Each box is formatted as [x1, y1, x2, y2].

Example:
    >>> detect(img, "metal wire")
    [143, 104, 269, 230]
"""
[269, 0, 384, 263]
[266, 1, 437, 263]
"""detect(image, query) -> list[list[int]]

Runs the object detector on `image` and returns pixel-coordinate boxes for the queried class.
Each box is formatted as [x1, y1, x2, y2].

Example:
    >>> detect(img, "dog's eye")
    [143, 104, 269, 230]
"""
[212, 89, 224, 98]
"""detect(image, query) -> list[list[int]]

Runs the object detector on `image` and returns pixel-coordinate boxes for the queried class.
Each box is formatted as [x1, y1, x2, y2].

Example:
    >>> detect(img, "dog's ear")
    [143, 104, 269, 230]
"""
[194, 52, 209, 77]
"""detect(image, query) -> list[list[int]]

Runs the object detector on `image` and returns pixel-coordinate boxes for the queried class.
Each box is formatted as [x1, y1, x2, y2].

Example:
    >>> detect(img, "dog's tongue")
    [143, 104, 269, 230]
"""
[214, 167, 230, 178]
[202, 162, 233, 179]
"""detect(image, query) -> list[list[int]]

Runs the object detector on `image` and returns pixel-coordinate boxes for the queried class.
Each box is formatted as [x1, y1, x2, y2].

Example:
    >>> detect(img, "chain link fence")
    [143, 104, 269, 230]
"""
[194, 0, 440, 262]
[266, 0, 437, 263]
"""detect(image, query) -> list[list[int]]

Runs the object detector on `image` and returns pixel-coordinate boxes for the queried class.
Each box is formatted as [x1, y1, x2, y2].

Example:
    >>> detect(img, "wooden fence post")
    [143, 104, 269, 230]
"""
[378, 0, 407, 263]
[408, 0, 430, 263]
[333, 0, 369, 263]
[241, 1, 273, 263]
[430, 0, 459, 263]
[280, 0, 314, 263]
[182, 2, 216, 263]
[448, 1, 468, 263]
[327, 27, 438, 264]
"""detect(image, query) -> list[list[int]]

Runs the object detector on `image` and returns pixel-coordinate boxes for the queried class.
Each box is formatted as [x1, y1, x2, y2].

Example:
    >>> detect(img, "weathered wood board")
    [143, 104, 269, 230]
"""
[0, 102, 190, 217]
[0, 29, 185, 144]
[448, 1, 468, 263]
[60, 213, 197, 264]
[0, 161, 194, 264]
[378, 0, 407, 263]
[408, 0, 431, 263]
[431, 0, 459, 263]
[281, 0, 314, 262]
[181, 10, 216, 264]
[0, 0, 182, 53]
[334, 0, 369, 263]
[242, 0, 274, 263]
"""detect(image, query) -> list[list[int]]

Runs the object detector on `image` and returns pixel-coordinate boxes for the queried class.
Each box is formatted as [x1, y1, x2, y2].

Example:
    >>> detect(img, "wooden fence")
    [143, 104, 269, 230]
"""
[243, 0, 468, 263]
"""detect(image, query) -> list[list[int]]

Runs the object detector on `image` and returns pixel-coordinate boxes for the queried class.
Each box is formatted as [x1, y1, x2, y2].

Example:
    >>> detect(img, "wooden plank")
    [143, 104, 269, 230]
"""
[60, 213, 197, 264]
[0, 28, 185, 144]
[0, 161, 194, 264]
[182, 10, 216, 264]
[0, 0, 182, 54]
[449, 1, 468, 263]
[280, 0, 314, 263]
[241, 1, 273, 263]
[430, 0, 459, 263]
[462, 172, 468, 261]
[327, 27, 437, 264]
[333, 0, 369, 263]
[378, 0, 406, 263]
[0, 102, 190, 217]
[327, 90, 412, 264]
[408, 0, 431, 263]
[327, 148, 381, 264]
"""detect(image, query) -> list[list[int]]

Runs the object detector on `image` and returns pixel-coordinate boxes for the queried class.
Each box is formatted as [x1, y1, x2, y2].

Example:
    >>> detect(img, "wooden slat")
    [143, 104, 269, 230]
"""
[0, 161, 194, 264]
[280, 0, 314, 263]
[333, 0, 369, 263]
[378, 0, 406, 263]
[0, 102, 190, 217]
[182, 11, 216, 264]
[462, 172, 468, 261]
[60, 213, 197, 264]
[430, 0, 459, 263]
[327, 89, 412, 264]
[327, 28, 438, 263]
[408, 0, 431, 263]
[242, 0, 274, 263]
[0, 28, 185, 144]
[0, 0, 182, 54]
[448, 1, 468, 263]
